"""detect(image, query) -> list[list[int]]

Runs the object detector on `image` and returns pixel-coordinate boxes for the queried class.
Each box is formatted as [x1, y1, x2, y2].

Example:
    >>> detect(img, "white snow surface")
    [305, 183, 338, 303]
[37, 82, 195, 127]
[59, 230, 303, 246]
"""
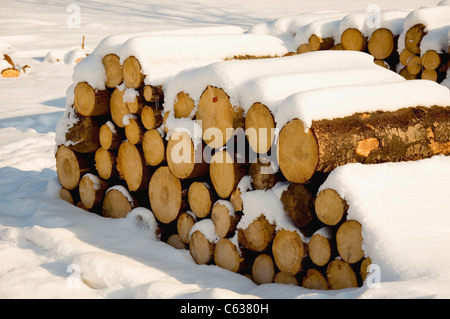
[1, 0, 450, 299]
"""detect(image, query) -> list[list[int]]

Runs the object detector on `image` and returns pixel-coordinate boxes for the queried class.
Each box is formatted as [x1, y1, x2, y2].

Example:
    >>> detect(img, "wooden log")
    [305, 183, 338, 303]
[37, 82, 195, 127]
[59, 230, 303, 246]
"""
[360, 257, 372, 283]
[110, 87, 131, 128]
[336, 220, 364, 264]
[422, 50, 441, 70]
[399, 49, 416, 66]
[277, 106, 450, 184]
[122, 56, 144, 89]
[209, 149, 248, 199]
[330, 43, 344, 50]
[177, 212, 196, 244]
[302, 268, 329, 290]
[167, 234, 187, 250]
[64, 115, 101, 153]
[143, 85, 164, 103]
[296, 43, 312, 54]
[174, 91, 195, 118]
[341, 28, 367, 51]
[230, 187, 244, 212]
[421, 68, 438, 82]
[238, 215, 275, 252]
[274, 271, 299, 286]
[116, 141, 150, 192]
[188, 182, 214, 219]
[214, 238, 248, 273]
[314, 188, 347, 226]
[407, 55, 422, 75]
[399, 66, 419, 80]
[244, 102, 275, 154]
[404, 24, 426, 55]
[211, 200, 240, 238]
[124, 116, 145, 144]
[196, 85, 244, 149]
[308, 227, 334, 267]
[149, 166, 187, 224]
[141, 105, 162, 130]
[189, 229, 215, 265]
[308, 34, 334, 51]
[327, 259, 358, 289]
[252, 253, 275, 284]
[99, 121, 123, 150]
[55, 145, 92, 190]
[126, 93, 144, 115]
[74, 82, 110, 116]
[1, 68, 20, 78]
[368, 28, 395, 60]
[272, 229, 305, 275]
[102, 186, 136, 218]
[280, 183, 316, 229]
[249, 157, 280, 190]
[78, 174, 109, 209]
[102, 53, 123, 88]
[94, 147, 118, 180]
[59, 187, 79, 205]
[142, 129, 166, 166]
[166, 131, 208, 179]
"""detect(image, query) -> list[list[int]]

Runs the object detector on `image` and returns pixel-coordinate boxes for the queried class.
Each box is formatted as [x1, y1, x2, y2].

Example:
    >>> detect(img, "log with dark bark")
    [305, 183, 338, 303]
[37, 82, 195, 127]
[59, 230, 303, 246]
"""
[74, 82, 110, 116]
[277, 106, 450, 183]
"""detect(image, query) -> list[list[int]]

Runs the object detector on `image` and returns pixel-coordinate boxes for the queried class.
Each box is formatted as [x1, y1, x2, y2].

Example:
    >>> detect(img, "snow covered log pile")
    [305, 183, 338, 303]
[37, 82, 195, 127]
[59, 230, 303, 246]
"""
[54, 23, 450, 292]
[249, 3, 450, 86]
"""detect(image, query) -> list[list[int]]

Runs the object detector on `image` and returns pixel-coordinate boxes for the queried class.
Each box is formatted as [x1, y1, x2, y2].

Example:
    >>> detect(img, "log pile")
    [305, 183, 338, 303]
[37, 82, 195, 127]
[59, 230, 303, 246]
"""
[56, 24, 450, 291]
[278, 6, 450, 86]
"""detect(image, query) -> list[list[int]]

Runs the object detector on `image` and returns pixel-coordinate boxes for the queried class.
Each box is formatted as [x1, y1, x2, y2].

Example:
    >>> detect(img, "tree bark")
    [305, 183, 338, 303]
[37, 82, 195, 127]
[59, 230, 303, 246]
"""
[280, 183, 316, 229]
[64, 115, 101, 153]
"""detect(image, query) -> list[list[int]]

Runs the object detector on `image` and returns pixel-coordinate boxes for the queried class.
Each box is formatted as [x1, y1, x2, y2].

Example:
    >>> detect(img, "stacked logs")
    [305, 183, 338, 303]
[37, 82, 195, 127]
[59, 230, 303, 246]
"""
[56, 31, 450, 291]
[291, 7, 450, 85]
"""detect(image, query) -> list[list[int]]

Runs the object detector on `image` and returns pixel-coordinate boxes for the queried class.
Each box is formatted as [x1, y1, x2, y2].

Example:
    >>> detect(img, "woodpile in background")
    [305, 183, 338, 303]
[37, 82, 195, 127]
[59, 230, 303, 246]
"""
[291, 6, 450, 85]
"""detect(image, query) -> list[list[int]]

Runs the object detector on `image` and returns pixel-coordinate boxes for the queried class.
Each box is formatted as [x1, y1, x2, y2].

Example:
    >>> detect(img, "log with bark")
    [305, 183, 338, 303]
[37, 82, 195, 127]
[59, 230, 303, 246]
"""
[74, 82, 110, 117]
[55, 145, 92, 190]
[277, 106, 450, 184]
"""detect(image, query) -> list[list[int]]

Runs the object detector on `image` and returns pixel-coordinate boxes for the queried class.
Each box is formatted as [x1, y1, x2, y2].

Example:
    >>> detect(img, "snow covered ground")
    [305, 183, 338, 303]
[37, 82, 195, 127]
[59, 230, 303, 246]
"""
[0, 0, 449, 300]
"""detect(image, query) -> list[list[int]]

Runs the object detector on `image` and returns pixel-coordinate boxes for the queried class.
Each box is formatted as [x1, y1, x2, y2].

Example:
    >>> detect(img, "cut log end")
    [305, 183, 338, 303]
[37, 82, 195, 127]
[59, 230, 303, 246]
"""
[174, 91, 195, 118]
[341, 28, 367, 51]
[277, 119, 319, 184]
[177, 212, 196, 244]
[117, 142, 149, 192]
[245, 102, 275, 154]
[272, 229, 304, 275]
[122, 56, 144, 89]
[405, 24, 426, 55]
[214, 238, 243, 273]
[55, 145, 90, 191]
[327, 259, 358, 289]
[189, 230, 215, 265]
[142, 129, 166, 166]
[74, 82, 110, 116]
[210, 149, 247, 199]
[211, 200, 239, 238]
[368, 28, 395, 60]
[188, 182, 213, 218]
[336, 220, 364, 264]
[1, 68, 20, 78]
[302, 268, 329, 290]
[238, 215, 275, 252]
[102, 53, 123, 88]
[149, 166, 184, 224]
[252, 254, 275, 285]
[102, 188, 134, 218]
[314, 188, 347, 226]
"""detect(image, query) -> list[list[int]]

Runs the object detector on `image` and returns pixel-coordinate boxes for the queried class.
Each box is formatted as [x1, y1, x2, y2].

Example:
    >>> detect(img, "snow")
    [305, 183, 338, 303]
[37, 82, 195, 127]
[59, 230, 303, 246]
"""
[163, 50, 405, 120]
[1, 0, 450, 300]
[319, 155, 450, 285]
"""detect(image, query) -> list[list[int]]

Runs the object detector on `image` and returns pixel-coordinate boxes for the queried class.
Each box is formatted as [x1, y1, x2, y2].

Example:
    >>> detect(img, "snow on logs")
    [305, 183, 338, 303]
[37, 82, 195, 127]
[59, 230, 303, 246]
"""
[55, 25, 450, 290]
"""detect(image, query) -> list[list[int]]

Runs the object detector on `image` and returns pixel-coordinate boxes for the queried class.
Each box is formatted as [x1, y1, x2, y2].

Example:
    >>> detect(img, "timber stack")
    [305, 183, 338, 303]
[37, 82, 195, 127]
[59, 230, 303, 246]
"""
[55, 19, 450, 290]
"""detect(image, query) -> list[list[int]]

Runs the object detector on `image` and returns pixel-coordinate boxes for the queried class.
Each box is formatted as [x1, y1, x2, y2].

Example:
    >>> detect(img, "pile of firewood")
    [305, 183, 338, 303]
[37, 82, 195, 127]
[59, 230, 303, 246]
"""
[286, 5, 450, 85]
[55, 16, 450, 289]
